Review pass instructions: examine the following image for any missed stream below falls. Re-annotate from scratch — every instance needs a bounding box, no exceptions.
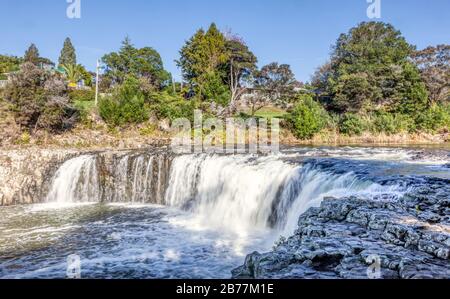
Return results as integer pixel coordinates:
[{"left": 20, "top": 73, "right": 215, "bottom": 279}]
[{"left": 0, "top": 146, "right": 449, "bottom": 278}]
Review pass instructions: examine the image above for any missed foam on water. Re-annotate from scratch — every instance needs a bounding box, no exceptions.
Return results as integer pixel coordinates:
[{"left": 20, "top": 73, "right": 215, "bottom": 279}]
[{"left": 1, "top": 146, "right": 447, "bottom": 278}]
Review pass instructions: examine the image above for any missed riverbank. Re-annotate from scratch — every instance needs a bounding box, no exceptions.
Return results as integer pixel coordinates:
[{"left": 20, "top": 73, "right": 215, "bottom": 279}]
[{"left": 1, "top": 125, "right": 449, "bottom": 151}]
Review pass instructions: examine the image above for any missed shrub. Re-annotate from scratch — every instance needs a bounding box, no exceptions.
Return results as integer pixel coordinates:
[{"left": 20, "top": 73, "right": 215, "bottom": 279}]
[
  {"left": 371, "top": 112, "right": 397, "bottom": 134},
  {"left": 148, "top": 91, "right": 197, "bottom": 122},
  {"left": 339, "top": 114, "right": 368, "bottom": 136},
  {"left": 414, "top": 104, "right": 450, "bottom": 133},
  {"left": 3, "top": 63, "right": 77, "bottom": 132},
  {"left": 285, "top": 96, "right": 329, "bottom": 140},
  {"left": 74, "top": 100, "right": 96, "bottom": 127},
  {"left": 99, "top": 94, "right": 148, "bottom": 127},
  {"left": 69, "top": 89, "right": 95, "bottom": 103},
  {"left": 99, "top": 76, "right": 150, "bottom": 127}
]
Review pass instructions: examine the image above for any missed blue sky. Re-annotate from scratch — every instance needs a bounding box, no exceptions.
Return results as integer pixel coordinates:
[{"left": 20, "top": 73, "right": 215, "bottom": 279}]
[{"left": 1, "top": 0, "right": 449, "bottom": 82}]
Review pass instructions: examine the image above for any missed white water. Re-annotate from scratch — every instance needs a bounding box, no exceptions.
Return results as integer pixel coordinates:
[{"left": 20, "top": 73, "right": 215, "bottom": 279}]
[
  {"left": 46, "top": 155, "right": 100, "bottom": 204},
  {"left": 3, "top": 147, "right": 447, "bottom": 278},
  {"left": 45, "top": 152, "right": 406, "bottom": 236},
  {"left": 165, "top": 155, "right": 297, "bottom": 234},
  {"left": 164, "top": 154, "right": 402, "bottom": 237}
]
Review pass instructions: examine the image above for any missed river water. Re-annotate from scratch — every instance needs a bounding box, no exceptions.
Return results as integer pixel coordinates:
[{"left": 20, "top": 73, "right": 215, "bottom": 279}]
[{"left": 0, "top": 146, "right": 449, "bottom": 278}]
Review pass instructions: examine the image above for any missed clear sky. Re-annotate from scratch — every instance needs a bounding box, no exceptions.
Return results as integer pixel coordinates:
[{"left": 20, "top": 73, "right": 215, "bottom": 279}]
[{"left": 1, "top": 0, "right": 449, "bottom": 82}]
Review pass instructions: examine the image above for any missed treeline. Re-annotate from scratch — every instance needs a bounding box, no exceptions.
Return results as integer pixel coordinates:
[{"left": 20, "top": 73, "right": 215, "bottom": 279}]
[
  {"left": 292, "top": 22, "right": 450, "bottom": 139},
  {"left": 0, "top": 21, "right": 449, "bottom": 141}
]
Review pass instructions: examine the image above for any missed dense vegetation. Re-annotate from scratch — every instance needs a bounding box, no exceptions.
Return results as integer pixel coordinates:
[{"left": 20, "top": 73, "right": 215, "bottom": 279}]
[{"left": 0, "top": 21, "right": 448, "bottom": 142}]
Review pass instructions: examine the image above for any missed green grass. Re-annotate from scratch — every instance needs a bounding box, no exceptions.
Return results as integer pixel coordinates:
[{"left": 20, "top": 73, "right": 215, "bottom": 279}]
[{"left": 254, "top": 107, "right": 288, "bottom": 119}]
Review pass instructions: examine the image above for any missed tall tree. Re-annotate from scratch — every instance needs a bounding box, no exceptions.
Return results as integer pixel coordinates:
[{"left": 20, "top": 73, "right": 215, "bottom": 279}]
[
  {"left": 412, "top": 45, "right": 450, "bottom": 105},
  {"left": 177, "top": 23, "right": 229, "bottom": 102},
  {"left": 24, "top": 44, "right": 40, "bottom": 65},
  {"left": 102, "top": 37, "right": 169, "bottom": 89},
  {"left": 59, "top": 37, "right": 77, "bottom": 66},
  {"left": 314, "top": 22, "right": 428, "bottom": 114},
  {"left": 224, "top": 35, "right": 258, "bottom": 111}
]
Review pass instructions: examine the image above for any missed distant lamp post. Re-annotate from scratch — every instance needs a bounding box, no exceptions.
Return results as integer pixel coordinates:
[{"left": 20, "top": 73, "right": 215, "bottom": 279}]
[{"left": 95, "top": 59, "right": 100, "bottom": 107}]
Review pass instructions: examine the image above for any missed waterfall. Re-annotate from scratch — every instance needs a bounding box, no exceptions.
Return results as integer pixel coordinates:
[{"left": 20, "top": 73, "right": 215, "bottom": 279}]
[
  {"left": 165, "top": 155, "right": 298, "bottom": 232},
  {"left": 46, "top": 155, "right": 100, "bottom": 203},
  {"left": 45, "top": 152, "right": 401, "bottom": 236},
  {"left": 165, "top": 154, "right": 401, "bottom": 235}
]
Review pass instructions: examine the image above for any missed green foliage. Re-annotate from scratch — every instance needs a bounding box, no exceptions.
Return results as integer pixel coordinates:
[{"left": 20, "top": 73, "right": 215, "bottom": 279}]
[
  {"left": 339, "top": 114, "right": 368, "bottom": 136},
  {"left": 61, "top": 64, "right": 84, "bottom": 84},
  {"left": 285, "top": 95, "right": 329, "bottom": 139},
  {"left": 177, "top": 23, "right": 231, "bottom": 103},
  {"left": 0, "top": 55, "right": 22, "bottom": 78},
  {"left": 178, "top": 23, "right": 228, "bottom": 83},
  {"left": 414, "top": 104, "right": 450, "bottom": 133},
  {"left": 371, "top": 112, "right": 413, "bottom": 135},
  {"left": 69, "top": 89, "right": 95, "bottom": 103},
  {"left": 16, "top": 132, "right": 31, "bottom": 145},
  {"left": 99, "top": 76, "right": 149, "bottom": 127},
  {"left": 315, "top": 22, "right": 428, "bottom": 114},
  {"left": 331, "top": 73, "right": 373, "bottom": 113},
  {"left": 99, "top": 95, "right": 148, "bottom": 127},
  {"left": 3, "top": 63, "right": 77, "bottom": 132},
  {"left": 149, "top": 91, "right": 197, "bottom": 122},
  {"left": 59, "top": 38, "right": 77, "bottom": 66},
  {"left": 102, "top": 37, "right": 170, "bottom": 89},
  {"left": 24, "top": 44, "right": 40, "bottom": 65},
  {"left": 201, "top": 71, "right": 231, "bottom": 106}
]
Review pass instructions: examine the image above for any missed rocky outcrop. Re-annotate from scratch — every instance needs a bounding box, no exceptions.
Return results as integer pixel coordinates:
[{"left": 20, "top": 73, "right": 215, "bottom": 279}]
[
  {"left": 232, "top": 179, "right": 450, "bottom": 279},
  {"left": 0, "top": 149, "right": 81, "bottom": 205},
  {"left": 0, "top": 147, "right": 174, "bottom": 206}
]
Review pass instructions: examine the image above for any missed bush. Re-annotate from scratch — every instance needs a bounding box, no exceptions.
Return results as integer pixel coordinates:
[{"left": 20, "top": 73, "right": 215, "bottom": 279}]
[
  {"left": 74, "top": 100, "right": 96, "bottom": 127},
  {"left": 285, "top": 96, "right": 329, "bottom": 140},
  {"left": 3, "top": 62, "right": 77, "bottom": 132},
  {"left": 370, "top": 112, "right": 414, "bottom": 135},
  {"left": 99, "top": 95, "right": 148, "bottom": 127},
  {"left": 69, "top": 89, "right": 95, "bottom": 103},
  {"left": 99, "top": 76, "right": 150, "bottom": 127},
  {"left": 339, "top": 114, "right": 368, "bottom": 136},
  {"left": 148, "top": 91, "right": 197, "bottom": 122},
  {"left": 414, "top": 104, "right": 450, "bottom": 133}
]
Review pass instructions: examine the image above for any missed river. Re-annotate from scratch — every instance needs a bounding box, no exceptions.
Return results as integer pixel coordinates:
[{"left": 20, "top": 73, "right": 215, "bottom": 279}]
[{"left": 0, "top": 146, "right": 449, "bottom": 278}]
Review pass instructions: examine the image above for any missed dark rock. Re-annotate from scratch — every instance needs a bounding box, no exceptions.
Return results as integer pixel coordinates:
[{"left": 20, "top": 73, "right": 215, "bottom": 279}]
[{"left": 232, "top": 186, "right": 450, "bottom": 279}]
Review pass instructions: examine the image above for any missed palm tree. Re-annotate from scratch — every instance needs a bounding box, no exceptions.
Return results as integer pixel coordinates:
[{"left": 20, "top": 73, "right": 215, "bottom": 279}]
[{"left": 61, "top": 64, "right": 83, "bottom": 86}]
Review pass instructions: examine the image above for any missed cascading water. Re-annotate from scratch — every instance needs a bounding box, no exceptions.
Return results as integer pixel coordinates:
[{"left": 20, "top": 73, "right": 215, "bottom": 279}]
[
  {"left": 46, "top": 155, "right": 100, "bottom": 203},
  {"left": 165, "top": 155, "right": 299, "bottom": 233},
  {"left": 4, "top": 147, "right": 445, "bottom": 279},
  {"left": 44, "top": 152, "right": 402, "bottom": 235},
  {"left": 164, "top": 154, "right": 400, "bottom": 236}
]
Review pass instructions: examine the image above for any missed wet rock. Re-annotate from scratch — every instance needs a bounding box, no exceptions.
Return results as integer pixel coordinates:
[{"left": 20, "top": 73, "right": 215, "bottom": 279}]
[{"left": 233, "top": 188, "right": 450, "bottom": 279}]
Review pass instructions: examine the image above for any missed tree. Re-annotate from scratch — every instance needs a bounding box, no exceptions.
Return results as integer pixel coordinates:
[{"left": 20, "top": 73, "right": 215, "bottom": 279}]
[
  {"left": 61, "top": 64, "right": 83, "bottom": 84},
  {"left": 412, "top": 45, "right": 450, "bottom": 105},
  {"left": 24, "top": 44, "right": 40, "bottom": 65},
  {"left": 177, "top": 23, "right": 229, "bottom": 102},
  {"left": 315, "top": 22, "right": 428, "bottom": 114},
  {"left": 3, "top": 63, "right": 77, "bottom": 132},
  {"left": 102, "top": 37, "right": 170, "bottom": 89},
  {"left": 223, "top": 34, "right": 258, "bottom": 111},
  {"left": 0, "top": 55, "right": 22, "bottom": 80},
  {"left": 247, "top": 62, "right": 297, "bottom": 115},
  {"left": 59, "top": 37, "right": 77, "bottom": 66}
]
